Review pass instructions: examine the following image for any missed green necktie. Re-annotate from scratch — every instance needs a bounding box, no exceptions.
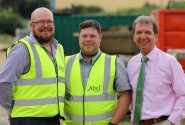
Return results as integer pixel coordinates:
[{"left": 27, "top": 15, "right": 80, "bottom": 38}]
[{"left": 134, "top": 56, "right": 148, "bottom": 125}]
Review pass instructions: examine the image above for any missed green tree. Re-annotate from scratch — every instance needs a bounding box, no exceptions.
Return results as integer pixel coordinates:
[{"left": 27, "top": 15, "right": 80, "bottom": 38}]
[
  {"left": 167, "top": 1, "right": 185, "bottom": 9},
  {"left": 0, "top": 0, "right": 50, "bottom": 18},
  {"left": 60, "top": 4, "right": 104, "bottom": 14},
  {"left": 0, "top": 11, "right": 25, "bottom": 35},
  {"left": 116, "top": 2, "right": 159, "bottom": 14}
]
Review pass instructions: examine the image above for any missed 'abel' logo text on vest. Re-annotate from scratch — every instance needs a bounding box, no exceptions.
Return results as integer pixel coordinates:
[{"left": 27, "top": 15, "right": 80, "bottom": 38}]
[
  {"left": 59, "top": 66, "right": 64, "bottom": 72},
  {"left": 87, "top": 85, "right": 100, "bottom": 92}
]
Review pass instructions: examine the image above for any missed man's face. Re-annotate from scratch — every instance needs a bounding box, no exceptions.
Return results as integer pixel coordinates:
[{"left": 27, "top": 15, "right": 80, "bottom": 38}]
[
  {"left": 79, "top": 27, "right": 102, "bottom": 56},
  {"left": 133, "top": 23, "right": 158, "bottom": 55},
  {"left": 30, "top": 11, "right": 54, "bottom": 44}
]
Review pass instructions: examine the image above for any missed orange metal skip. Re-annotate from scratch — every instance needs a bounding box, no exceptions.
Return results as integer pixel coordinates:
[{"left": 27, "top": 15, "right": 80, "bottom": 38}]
[{"left": 151, "top": 9, "right": 185, "bottom": 72}]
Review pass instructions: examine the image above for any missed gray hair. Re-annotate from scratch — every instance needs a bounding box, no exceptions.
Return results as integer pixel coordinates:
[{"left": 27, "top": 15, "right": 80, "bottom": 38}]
[{"left": 132, "top": 15, "right": 158, "bottom": 35}]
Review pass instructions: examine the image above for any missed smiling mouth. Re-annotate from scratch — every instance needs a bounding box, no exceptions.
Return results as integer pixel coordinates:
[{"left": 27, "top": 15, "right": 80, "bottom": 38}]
[
  {"left": 42, "top": 30, "right": 50, "bottom": 32},
  {"left": 139, "top": 40, "right": 148, "bottom": 44},
  {"left": 85, "top": 44, "right": 92, "bottom": 47}
]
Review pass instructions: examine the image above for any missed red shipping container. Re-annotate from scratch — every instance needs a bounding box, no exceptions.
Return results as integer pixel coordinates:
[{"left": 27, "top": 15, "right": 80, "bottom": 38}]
[{"left": 151, "top": 9, "right": 185, "bottom": 72}]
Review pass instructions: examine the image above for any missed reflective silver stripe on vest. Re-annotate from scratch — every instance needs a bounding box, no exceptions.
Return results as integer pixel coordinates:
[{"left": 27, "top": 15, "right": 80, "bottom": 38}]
[
  {"left": 66, "top": 54, "right": 112, "bottom": 94},
  {"left": 65, "top": 53, "right": 116, "bottom": 121},
  {"left": 66, "top": 94, "right": 116, "bottom": 102},
  {"left": 14, "top": 96, "right": 64, "bottom": 106},
  {"left": 17, "top": 37, "right": 65, "bottom": 86},
  {"left": 65, "top": 54, "right": 116, "bottom": 101},
  {"left": 23, "top": 37, "right": 42, "bottom": 78},
  {"left": 104, "top": 55, "right": 111, "bottom": 93},
  {"left": 58, "top": 76, "right": 65, "bottom": 83},
  {"left": 66, "top": 54, "right": 77, "bottom": 92},
  {"left": 65, "top": 110, "right": 114, "bottom": 122},
  {"left": 66, "top": 54, "right": 112, "bottom": 93},
  {"left": 16, "top": 77, "right": 65, "bottom": 86}
]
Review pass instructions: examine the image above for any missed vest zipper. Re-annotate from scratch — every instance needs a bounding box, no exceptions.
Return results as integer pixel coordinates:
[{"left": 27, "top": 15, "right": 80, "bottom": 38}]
[
  {"left": 55, "top": 62, "right": 60, "bottom": 115},
  {"left": 44, "top": 47, "right": 60, "bottom": 116},
  {"left": 83, "top": 93, "right": 85, "bottom": 125}
]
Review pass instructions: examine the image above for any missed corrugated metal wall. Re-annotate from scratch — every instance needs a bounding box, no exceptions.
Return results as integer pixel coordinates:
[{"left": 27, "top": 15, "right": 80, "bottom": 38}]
[{"left": 54, "top": 14, "right": 139, "bottom": 55}]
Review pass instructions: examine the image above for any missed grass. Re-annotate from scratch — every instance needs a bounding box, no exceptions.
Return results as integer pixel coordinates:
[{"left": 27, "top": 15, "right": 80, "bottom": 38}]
[{"left": 119, "top": 121, "right": 130, "bottom": 125}]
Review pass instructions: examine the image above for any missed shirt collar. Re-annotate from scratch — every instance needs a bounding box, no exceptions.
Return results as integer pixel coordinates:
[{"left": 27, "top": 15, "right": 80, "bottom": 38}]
[
  {"left": 139, "top": 46, "right": 158, "bottom": 62},
  {"left": 79, "top": 49, "right": 101, "bottom": 64},
  {"left": 147, "top": 46, "right": 158, "bottom": 62}
]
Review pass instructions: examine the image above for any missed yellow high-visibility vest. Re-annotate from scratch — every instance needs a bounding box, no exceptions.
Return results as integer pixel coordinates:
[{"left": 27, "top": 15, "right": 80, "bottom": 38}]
[
  {"left": 64, "top": 53, "right": 117, "bottom": 125},
  {"left": 7, "top": 36, "right": 65, "bottom": 118}
]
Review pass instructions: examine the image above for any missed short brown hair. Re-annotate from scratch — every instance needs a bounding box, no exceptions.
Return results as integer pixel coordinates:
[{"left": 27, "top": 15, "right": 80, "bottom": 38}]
[{"left": 79, "top": 19, "right": 101, "bottom": 34}]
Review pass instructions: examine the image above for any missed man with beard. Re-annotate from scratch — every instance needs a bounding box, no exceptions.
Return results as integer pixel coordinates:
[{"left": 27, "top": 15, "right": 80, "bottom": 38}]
[{"left": 0, "top": 7, "right": 65, "bottom": 125}]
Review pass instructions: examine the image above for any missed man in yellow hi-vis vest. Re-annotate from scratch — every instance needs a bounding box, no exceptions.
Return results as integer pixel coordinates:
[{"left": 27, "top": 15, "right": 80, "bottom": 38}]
[
  {"left": 64, "top": 19, "right": 132, "bottom": 125},
  {"left": 0, "top": 7, "right": 65, "bottom": 125}
]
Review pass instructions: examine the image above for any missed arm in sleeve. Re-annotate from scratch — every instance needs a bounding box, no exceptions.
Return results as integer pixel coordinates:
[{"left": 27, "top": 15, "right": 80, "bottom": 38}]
[
  {"left": 111, "top": 57, "right": 132, "bottom": 124},
  {"left": 114, "top": 57, "right": 132, "bottom": 92},
  {"left": 0, "top": 43, "right": 30, "bottom": 114},
  {"left": 111, "top": 90, "right": 132, "bottom": 124},
  {"left": 168, "top": 58, "right": 185, "bottom": 125}
]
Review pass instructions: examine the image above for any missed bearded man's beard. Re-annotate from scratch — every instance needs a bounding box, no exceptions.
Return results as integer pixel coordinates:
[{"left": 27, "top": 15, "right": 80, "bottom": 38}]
[{"left": 34, "top": 34, "right": 53, "bottom": 44}]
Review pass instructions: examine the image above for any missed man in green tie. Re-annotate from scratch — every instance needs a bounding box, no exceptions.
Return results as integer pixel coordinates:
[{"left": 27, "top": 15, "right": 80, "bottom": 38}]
[{"left": 127, "top": 15, "right": 185, "bottom": 125}]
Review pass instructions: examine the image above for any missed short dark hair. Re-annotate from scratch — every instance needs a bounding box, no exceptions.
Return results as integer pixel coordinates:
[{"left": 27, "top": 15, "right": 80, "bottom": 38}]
[
  {"left": 79, "top": 19, "right": 101, "bottom": 34},
  {"left": 132, "top": 15, "right": 158, "bottom": 35}
]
